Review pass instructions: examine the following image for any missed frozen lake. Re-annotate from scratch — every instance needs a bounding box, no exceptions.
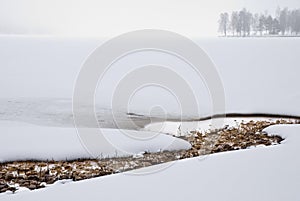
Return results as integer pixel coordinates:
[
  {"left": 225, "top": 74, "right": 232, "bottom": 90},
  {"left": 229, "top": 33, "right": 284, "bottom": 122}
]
[{"left": 0, "top": 36, "right": 300, "bottom": 128}]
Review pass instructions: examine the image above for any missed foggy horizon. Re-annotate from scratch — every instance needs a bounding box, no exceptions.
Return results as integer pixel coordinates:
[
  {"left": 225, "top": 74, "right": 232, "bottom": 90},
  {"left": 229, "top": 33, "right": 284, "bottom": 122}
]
[{"left": 0, "top": 0, "right": 300, "bottom": 38}]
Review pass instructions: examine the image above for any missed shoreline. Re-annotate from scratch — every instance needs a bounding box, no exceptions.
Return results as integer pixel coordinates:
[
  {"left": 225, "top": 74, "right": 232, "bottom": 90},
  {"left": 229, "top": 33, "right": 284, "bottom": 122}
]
[{"left": 0, "top": 118, "right": 297, "bottom": 193}]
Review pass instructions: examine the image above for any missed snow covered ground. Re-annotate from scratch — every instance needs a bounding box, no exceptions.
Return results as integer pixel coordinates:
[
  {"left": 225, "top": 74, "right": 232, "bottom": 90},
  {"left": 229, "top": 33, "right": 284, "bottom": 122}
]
[
  {"left": 1, "top": 36, "right": 300, "bottom": 200},
  {"left": 0, "top": 120, "right": 190, "bottom": 162},
  {"left": 1, "top": 124, "right": 299, "bottom": 201},
  {"left": 142, "top": 117, "right": 291, "bottom": 136}
]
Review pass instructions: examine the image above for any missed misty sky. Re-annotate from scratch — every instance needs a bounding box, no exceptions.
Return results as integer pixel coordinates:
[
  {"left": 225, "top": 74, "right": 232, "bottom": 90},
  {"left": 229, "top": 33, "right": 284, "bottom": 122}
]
[{"left": 0, "top": 0, "right": 299, "bottom": 37}]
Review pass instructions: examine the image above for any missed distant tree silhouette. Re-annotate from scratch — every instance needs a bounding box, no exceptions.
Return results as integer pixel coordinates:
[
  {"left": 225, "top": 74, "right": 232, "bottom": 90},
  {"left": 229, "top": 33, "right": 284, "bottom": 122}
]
[
  {"left": 219, "top": 12, "right": 229, "bottom": 36},
  {"left": 218, "top": 7, "right": 300, "bottom": 37},
  {"left": 258, "top": 14, "right": 266, "bottom": 35},
  {"left": 230, "top": 12, "right": 239, "bottom": 36},
  {"left": 279, "top": 8, "right": 288, "bottom": 35}
]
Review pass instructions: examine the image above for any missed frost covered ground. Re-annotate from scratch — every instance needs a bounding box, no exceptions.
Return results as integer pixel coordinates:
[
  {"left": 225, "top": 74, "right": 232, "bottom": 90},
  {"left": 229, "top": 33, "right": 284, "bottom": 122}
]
[{"left": 0, "top": 36, "right": 300, "bottom": 200}]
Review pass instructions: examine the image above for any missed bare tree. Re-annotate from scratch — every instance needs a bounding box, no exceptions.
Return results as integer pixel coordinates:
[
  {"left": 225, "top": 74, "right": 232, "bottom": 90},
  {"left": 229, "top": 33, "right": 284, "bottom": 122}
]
[
  {"left": 272, "top": 18, "right": 280, "bottom": 34},
  {"left": 245, "top": 11, "right": 252, "bottom": 36},
  {"left": 219, "top": 13, "right": 229, "bottom": 36},
  {"left": 290, "top": 9, "right": 300, "bottom": 35},
  {"left": 258, "top": 14, "right": 266, "bottom": 35},
  {"left": 265, "top": 15, "right": 273, "bottom": 34},
  {"left": 238, "top": 8, "right": 252, "bottom": 37},
  {"left": 279, "top": 8, "right": 289, "bottom": 35},
  {"left": 252, "top": 13, "right": 260, "bottom": 35},
  {"left": 230, "top": 11, "right": 239, "bottom": 36}
]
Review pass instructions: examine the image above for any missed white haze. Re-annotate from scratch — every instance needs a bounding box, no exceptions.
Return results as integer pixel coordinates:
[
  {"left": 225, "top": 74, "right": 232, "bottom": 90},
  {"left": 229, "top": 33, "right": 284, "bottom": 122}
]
[{"left": 0, "top": 0, "right": 299, "bottom": 37}]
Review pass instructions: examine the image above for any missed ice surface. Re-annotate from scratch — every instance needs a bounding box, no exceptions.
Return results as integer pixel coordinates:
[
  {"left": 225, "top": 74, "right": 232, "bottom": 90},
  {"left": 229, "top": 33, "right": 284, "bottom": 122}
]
[{"left": 1, "top": 37, "right": 300, "bottom": 118}]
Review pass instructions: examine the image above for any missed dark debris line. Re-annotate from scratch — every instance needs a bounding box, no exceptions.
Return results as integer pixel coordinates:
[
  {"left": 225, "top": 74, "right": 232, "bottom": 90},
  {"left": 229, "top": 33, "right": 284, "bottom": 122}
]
[{"left": 0, "top": 119, "right": 295, "bottom": 193}]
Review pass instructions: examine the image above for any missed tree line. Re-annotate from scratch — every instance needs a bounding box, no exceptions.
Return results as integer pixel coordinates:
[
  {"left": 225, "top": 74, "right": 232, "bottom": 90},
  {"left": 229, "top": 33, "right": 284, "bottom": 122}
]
[{"left": 219, "top": 7, "right": 300, "bottom": 37}]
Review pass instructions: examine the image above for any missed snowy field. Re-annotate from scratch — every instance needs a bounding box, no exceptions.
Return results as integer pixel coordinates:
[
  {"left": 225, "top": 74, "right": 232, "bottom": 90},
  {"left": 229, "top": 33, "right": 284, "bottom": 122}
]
[
  {"left": 0, "top": 36, "right": 300, "bottom": 200},
  {"left": 0, "top": 120, "right": 190, "bottom": 162}
]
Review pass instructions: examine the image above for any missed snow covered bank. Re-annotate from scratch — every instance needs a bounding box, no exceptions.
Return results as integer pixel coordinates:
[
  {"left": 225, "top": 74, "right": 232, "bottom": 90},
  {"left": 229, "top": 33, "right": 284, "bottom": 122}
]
[
  {"left": 142, "top": 117, "right": 294, "bottom": 136},
  {"left": 2, "top": 124, "right": 299, "bottom": 201},
  {"left": 0, "top": 121, "right": 191, "bottom": 162}
]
